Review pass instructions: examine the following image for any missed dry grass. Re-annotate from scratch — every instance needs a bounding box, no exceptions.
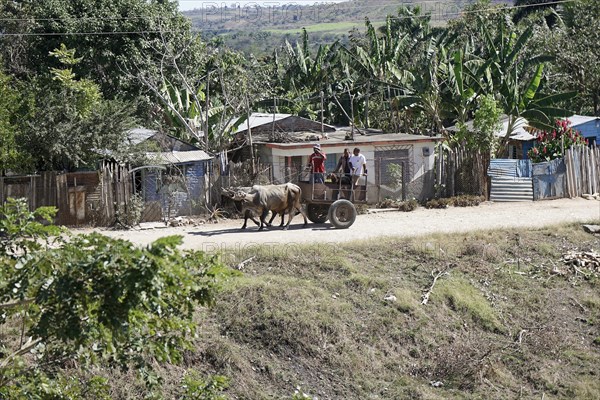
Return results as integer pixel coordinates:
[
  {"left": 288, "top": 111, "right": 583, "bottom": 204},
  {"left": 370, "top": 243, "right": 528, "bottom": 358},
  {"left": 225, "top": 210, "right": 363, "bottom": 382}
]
[{"left": 23, "top": 223, "right": 600, "bottom": 399}]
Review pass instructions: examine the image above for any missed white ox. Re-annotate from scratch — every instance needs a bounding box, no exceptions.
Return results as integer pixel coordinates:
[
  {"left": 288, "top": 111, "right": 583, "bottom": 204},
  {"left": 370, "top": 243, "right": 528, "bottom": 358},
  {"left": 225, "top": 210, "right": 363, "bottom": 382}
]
[{"left": 226, "top": 183, "right": 308, "bottom": 231}]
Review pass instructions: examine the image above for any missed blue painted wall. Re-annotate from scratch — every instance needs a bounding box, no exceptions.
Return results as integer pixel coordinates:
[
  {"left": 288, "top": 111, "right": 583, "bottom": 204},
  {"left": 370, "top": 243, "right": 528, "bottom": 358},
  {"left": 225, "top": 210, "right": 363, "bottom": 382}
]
[
  {"left": 572, "top": 120, "right": 600, "bottom": 146},
  {"left": 522, "top": 141, "right": 534, "bottom": 159},
  {"left": 142, "top": 161, "right": 206, "bottom": 216}
]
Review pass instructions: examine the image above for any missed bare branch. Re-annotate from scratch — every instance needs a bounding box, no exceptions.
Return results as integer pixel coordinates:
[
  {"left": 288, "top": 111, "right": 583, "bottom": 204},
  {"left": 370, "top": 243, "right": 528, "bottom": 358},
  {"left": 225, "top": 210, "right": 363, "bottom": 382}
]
[
  {"left": 234, "top": 256, "right": 255, "bottom": 271},
  {"left": 421, "top": 267, "right": 450, "bottom": 305},
  {"left": 0, "top": 338, "right": 42, "bottom": 369},
  {"left": 0, "top": 298, "right": 33, "bottom": 310}
]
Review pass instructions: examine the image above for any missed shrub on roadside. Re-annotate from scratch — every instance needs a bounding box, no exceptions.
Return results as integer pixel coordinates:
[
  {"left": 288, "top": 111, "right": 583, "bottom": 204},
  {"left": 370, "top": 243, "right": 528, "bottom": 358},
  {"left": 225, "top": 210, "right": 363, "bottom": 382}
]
[
  {"left": 0, "top": 198, "right": 235, "bottom": 399},
  {"left": 424, "top": 198, "right": 451, "bottom": 209},
  {"left": 451, "top": 195, "right": 485, "bottom": 207},
  {"left": 378, "top": 198, "right": 400, "bottom": 208},
  {"left": 399, "top": 198, "right": 419, "bottom": 212}
]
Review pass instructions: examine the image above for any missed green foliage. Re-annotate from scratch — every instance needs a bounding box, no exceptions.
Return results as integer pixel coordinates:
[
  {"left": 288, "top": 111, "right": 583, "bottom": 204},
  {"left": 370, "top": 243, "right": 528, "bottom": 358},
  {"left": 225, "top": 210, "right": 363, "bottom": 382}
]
[
  {"left": 0, "top": 198, "right": 62, "bottom": 257},
  {"left": 0, "top": 70, "right": 31, "bottom": 172},
  {"left": 528, "top": 119, "right": 587, "bottom": 162},
  {"left": 180, "top": 372, "right": 229, "bottom": 400},
  {"left": 0, "top": 0, "right": 192, "bottom": 100},
  {"left": 547, "top": 0, "right": 600, "bottom": 115},
  {"left": 49, "top": 44, "right": 101, "bottom": 118},
  {"left": 434, "top": 277, "right": 503, "bottom": 332},
  {"left": 452, "top": 94, "right": 502, "bottom": 152},
  {"left": 386, "top": 162, "right": 404, "bottom": 190},
  {"left": 0, "top": 199, "right": 236, "bottom": 397},
  {"left": 114, "top": 193, "right": 145, "bottom": 228},
  {"left": 472, "top": 94, "right": 502, "bottom": 153},
  {"left": 0, "top": 370, "right": 111, "bottom": 400},
  {"left": 19, "top": 81, "right": 135, "bottom": 171}
]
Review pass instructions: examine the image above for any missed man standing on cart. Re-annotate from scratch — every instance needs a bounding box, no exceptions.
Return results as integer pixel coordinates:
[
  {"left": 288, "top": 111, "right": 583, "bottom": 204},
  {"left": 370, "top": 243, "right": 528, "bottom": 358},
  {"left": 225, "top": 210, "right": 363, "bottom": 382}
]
[
  {"left": 308, "top": 144, "right": 327, "bottom": 183},
  {"left": 349, "top": 147, "right": 367, "bottom": 185}
]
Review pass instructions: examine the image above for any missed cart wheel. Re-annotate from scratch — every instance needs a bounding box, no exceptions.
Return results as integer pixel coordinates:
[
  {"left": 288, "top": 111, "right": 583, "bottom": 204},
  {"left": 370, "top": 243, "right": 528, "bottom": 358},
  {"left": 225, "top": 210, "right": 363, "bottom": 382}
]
[
  {"left": 307, "top": 203, "right": 329, "bottom": 223},
  {"left": 328, "top": 199, "right": 356, "bottom": 229}
]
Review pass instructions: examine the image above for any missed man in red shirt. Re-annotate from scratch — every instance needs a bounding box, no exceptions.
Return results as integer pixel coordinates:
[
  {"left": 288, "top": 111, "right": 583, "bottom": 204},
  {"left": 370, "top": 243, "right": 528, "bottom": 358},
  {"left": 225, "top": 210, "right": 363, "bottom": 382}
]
[{"left": 308, "top": 143, "right": 326, "bottom": 183}]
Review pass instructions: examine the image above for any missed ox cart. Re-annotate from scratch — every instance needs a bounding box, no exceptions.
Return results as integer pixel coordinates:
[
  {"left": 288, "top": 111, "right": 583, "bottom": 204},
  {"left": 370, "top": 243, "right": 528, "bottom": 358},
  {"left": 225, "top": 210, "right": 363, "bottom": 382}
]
[{"left": 298, "top": 170, "right": 367, "bottom": 229}]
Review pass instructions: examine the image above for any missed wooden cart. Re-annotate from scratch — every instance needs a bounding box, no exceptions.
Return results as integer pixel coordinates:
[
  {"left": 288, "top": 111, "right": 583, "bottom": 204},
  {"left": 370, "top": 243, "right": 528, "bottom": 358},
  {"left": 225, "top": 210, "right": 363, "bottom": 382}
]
[{"left": 297, "top": 171, "right": 367, "bottom": 229}]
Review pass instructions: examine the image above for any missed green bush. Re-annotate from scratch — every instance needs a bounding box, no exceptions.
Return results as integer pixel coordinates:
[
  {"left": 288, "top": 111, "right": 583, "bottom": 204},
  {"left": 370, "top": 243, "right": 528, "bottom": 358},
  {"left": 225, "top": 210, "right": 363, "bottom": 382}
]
[
  {"left": 450, "top": 195, "right": 485, "bottom": 207},
  {"left": 424, "top": 198, "right": 451, "bottom": 209},
  {"left": 399, "top": 198, "right": 419, "bottom": 212},
  {"left": 0, "top": 198, "right": 235, "bottom": 398}
]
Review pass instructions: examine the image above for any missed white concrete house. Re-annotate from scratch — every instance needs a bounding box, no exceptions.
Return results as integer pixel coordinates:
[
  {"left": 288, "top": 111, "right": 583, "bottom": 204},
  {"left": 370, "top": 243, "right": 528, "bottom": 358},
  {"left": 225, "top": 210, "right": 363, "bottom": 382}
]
[{"left": 231, "top": 114, "right": 441, "bottom": 202}]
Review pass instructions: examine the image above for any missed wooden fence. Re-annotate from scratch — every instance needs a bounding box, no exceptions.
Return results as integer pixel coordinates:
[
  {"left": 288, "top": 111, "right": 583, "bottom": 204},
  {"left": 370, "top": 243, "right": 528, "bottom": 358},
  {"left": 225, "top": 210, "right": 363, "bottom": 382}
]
[
  {"left": 0, "top": 161, "right": 131, "bottom": 226},
  {"left": 440, "top": 147, "right": 489, "bottom": 198},
  {"left": 565, "top": 146, "right": 600, "bottom": 198}
]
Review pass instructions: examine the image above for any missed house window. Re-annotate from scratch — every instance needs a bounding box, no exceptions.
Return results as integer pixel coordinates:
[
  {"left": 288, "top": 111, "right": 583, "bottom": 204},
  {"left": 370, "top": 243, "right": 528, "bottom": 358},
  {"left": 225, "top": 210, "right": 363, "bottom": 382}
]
[
  {"left": 375, "top": 148, "right": 411, "bottom": 186},
  {"left": 161, "top": 164, "right": 188, "bottom": 192},
  {"left": 325, "top": 153, "right": 337, "bottom": 172},
  {"left": 511, "top": 145, "right": 518, "bottom": 159}
]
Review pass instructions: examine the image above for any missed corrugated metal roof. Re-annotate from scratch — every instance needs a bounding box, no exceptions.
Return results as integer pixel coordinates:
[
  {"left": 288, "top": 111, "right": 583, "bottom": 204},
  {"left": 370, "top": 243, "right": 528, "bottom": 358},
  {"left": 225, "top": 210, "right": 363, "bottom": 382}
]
[
  {"left": 148, "top": 150, "right": 213, "bottom": 165},
  {"left": 233, "top": 113, "right": 336, "bottom": 134},
  {"left": 127, "top": 128, "right": 157, "bottom": 145},
  {"left": 234, "top": 113, "right": 292, "bottom": 133},
  {"left": 446, "top": 115, "right": 534, "bottom": 141},
  {"left": 566, "top": 115, "right": 600, "bottom": 127}
]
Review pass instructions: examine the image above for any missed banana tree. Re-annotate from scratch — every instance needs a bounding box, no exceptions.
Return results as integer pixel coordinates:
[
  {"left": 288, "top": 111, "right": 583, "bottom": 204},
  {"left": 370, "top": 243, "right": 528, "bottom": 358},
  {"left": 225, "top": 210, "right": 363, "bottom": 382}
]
[
  {"left": 349, "top": 17, "right": 415, "bottom": 128},
  {"left": 478, "top": 22, "right": 576, "bottom": 156}
]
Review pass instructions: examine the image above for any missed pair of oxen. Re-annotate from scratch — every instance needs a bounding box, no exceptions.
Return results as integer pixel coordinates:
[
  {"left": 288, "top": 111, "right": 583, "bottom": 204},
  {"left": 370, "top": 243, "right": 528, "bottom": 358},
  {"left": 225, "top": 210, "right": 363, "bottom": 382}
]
[{"left": 222, "top": 183, "right": 307, "bottom": 231}]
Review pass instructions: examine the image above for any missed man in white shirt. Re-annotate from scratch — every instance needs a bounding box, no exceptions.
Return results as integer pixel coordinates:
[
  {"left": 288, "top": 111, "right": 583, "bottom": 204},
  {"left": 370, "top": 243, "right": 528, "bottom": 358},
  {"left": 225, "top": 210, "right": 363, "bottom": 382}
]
[{"left": 348, "top": 147, "right": 367, "bottom": 186}]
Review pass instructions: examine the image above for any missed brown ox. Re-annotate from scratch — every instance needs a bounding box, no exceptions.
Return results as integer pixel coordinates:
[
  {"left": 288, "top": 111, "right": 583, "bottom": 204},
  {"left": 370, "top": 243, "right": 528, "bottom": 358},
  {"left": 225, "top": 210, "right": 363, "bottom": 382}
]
[{"left": 229, "top": 183, "right": 307, "bottom": 230}]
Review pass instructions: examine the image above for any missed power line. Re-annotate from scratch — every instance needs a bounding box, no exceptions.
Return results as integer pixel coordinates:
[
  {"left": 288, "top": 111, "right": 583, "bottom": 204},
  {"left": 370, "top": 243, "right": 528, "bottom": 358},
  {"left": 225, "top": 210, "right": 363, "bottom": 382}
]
[
  {"left": 0, "top": 0, "right": 576, "bottom": 36},
  {"left": 0, "top": 30, "right": 179, "bottom": 37}
]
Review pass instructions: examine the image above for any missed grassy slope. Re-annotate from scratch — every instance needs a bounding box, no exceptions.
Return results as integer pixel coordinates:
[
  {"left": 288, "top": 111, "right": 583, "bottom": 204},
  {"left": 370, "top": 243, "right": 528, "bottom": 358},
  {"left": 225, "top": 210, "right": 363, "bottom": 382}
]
[
  {"left": 159, "top": 222, "right": 600, "bottom": 399},
  {"left": 186, "top": 0, "right": 512, "bottom": 54}
]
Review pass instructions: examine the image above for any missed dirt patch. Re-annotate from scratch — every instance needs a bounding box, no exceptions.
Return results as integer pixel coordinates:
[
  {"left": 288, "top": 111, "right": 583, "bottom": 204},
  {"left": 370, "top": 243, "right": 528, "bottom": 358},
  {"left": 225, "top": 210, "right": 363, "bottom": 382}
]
[{"left": 74, "top": 198, "right": 600, "bottom": 251}]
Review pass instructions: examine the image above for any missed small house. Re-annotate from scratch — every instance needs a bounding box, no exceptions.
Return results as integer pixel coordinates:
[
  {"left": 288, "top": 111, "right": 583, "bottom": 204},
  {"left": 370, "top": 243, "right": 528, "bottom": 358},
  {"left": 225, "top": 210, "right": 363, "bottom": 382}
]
[
  {"left": 126, "top": 128, "right": 213, "bottom": 222},
  {"left": 231, "top": 115, "right": 441, "bottom": 202},
  {"left": 564, "top": 115, "right": 600, "bottom": 146},
  {"left": 446, "top": 115, "right": 535, "bottom": 159}
]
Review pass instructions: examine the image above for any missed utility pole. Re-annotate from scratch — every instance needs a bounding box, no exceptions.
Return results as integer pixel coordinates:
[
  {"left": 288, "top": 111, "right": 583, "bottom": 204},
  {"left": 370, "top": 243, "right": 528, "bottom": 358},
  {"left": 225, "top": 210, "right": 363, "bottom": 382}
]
[
  {"left": 320, "top": 91, "right": 327, "bottom": 139},
  {"left": 271, "top": 96, "right": 276, "bottom": 142},
  {"left": 348, "top": 87, "right": 354, "bottom": 140},
  {"left": 205, "top": 72, "right": 210, "bottom": 149},
  {"left": 365, "top": 80, "right": 370, "bottom": 129},
  {"left": 245, "top": 95, "right": 255, "bottom": 175},
  {"left": 320, "top": 91, "right": 324, "bottom": 135}
]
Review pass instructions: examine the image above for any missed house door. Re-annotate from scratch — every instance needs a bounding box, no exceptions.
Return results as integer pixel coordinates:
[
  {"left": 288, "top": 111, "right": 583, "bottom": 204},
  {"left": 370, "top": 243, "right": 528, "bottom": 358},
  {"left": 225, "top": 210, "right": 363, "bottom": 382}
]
[
  {"left": 68, "top": 187, "right": 86, "bottom": 224},
  {"left": 375, "top": 147, "right": 411, "bottom": 202}
]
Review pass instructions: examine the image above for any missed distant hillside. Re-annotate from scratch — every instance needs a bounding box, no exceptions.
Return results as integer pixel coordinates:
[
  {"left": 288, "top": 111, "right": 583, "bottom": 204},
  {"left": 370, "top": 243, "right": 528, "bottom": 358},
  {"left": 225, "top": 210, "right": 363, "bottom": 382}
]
[{"left": 184, "top": 0, "right": 511, "bottom": 54}]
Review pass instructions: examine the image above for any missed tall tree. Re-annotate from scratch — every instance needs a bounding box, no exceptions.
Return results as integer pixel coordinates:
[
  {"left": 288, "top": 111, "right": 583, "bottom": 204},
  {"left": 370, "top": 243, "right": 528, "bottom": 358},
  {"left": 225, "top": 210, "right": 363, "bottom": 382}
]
[
  {"left": 0, "top": 70, "right": 30, "bottom": 173},
  {"left": 547, "top": 0, "right": 600, "bottom": 115},
  {"left": 513, "top": 0, "right": 561, "bottom": 26},
  {"left": 0, "top": 0, "right": 192, "bottom": 100},
  {"left": 17, "top": 46, "right": 136, "bottom": 171}
]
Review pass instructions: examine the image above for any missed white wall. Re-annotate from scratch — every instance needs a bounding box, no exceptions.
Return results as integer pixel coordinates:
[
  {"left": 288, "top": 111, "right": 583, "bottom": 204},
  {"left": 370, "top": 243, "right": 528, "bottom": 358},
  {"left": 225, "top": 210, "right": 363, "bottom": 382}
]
[{"left": 266, "top": 141, "right": 437, "bottom": 201}]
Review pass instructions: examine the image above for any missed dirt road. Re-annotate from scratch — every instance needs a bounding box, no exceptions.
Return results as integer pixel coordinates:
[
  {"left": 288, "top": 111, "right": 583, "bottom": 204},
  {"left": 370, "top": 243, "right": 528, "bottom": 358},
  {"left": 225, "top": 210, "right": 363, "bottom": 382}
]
[{"left": 76, "top": 198, "right": 600, "bottom": 252}]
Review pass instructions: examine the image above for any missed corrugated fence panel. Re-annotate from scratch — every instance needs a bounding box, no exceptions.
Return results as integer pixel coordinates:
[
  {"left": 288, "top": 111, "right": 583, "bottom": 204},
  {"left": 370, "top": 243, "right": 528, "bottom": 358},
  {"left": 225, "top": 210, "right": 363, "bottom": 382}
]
[
  {"left": 488, "top": 159, "right": 519, "bottom": 178},
  {"left": 532, "top": 158, "right": 567, "bottom": 200},
  {"left": 488, "top": 159, "right": 533, "bottom": 178}
]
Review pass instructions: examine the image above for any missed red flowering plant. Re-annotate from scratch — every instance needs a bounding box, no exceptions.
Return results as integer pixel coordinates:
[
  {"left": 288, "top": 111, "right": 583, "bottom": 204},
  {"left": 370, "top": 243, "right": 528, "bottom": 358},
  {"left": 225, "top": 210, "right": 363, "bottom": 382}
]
[{"left": 527, "top": 119, "right": 588, "bottom": 163}]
